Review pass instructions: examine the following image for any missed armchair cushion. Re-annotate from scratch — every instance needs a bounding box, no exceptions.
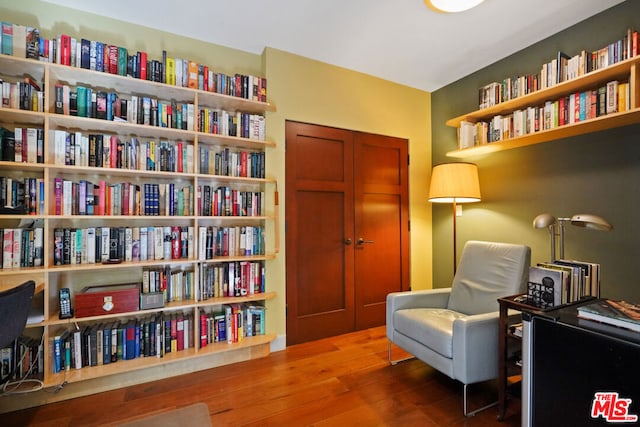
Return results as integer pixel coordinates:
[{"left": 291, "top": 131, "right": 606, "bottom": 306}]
[
  {"left": 447, "top": 241, "right": 531, "bottom": 315},
  {"left": 394, "top": 308, "right": 466, "bottom": 358}
]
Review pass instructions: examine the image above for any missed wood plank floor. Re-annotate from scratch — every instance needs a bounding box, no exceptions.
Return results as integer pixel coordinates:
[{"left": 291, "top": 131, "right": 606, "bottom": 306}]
[{"left": 3, "top": 326, "right": 521, "bottom": 426}]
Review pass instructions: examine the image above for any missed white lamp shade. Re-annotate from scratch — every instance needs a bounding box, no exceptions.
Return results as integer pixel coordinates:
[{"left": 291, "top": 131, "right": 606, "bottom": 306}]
[
  {"left": 429, "top": 162, "right": 481, "bottom": 203},
  {"left": 425, "top": 0, "right": 485, "bottom": 13}
]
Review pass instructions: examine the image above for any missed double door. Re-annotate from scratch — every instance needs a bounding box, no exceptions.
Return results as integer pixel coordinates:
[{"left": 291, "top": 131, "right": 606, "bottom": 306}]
[{"left": 285, "top": 121, "right": 409, "bottom": 345}]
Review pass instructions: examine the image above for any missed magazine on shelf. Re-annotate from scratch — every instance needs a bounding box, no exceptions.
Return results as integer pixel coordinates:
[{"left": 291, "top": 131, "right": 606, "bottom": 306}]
[{"left": 577, "top": 299, "right": 640, "bottom": 332}]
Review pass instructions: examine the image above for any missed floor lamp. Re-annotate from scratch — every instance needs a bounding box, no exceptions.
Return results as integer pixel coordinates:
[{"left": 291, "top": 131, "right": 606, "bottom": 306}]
[
  {"left": 533, "top": 213, "right": 613, "bottom": 261},
  {"left": 429, "top": 163, "right": 481, "bottom": 275}
]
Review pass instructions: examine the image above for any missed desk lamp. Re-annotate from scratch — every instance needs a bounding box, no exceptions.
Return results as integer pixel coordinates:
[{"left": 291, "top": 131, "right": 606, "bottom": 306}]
[{"left": 533, "top": 213, "right": 612, "bottom": 261}]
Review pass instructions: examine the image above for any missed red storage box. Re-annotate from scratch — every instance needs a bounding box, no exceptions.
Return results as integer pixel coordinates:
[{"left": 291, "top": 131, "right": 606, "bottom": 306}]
[{"left": 74, "top": 283, "right": 140, "bottom": 318}]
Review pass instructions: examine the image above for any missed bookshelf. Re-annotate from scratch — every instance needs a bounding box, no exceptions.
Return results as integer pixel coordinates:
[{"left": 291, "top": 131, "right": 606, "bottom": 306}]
[
  {"left": 446, "top": 54, "right": 640, "bottom": 158},
  {"left": 0, "top": 46, "right": 277, "bottom": 398}
]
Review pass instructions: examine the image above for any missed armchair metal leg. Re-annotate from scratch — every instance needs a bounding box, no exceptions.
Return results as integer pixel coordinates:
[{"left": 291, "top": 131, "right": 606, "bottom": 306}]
[
  {"left": 387, "top": 340, "right": 415, "bottom": 365},
  {"left": 463, "top": 383, "right": 499, "bottom": 417}
]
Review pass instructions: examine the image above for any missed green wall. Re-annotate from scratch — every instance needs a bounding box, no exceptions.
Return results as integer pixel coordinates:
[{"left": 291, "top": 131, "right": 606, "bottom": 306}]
[{"left": 431, "top": 0, "right": 640, "bottom": 300}]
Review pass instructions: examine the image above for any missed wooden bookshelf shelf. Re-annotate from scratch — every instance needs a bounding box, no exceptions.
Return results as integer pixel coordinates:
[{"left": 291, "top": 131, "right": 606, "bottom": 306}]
[
  {"left": 447, "top": 108, "right": 640, "bottom": 158},
  {"left": 197, "top": 131, "right": 276, "bottom": 149},
  {"left": 0, "top": 108, "right": 45, "bottom": 126}
]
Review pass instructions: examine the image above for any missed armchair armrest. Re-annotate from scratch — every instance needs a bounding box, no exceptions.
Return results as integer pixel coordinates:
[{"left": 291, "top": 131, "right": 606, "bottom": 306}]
[
  {"left": 451, "top": 311, "right": 501, "bottom": 384},
  {"left": 386, "top": 288, "right": 451, "bottom": 339},
  {"left": 387, "top": 288, "right": 451, "bottom": 312}
]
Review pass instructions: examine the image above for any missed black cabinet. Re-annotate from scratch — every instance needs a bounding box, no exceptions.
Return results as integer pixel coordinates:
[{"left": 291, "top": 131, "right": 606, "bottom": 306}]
[{"left": 522, "top": 302, "right": 640, "bottom": 426}]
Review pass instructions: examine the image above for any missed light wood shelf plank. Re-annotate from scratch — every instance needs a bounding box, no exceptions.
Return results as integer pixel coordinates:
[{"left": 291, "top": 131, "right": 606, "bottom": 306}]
[{"left": 447, "top": 108, "right": 640, "bottom": 158}]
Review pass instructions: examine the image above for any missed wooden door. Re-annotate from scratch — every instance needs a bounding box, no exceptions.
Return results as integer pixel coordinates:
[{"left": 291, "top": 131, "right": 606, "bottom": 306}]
[
  {"left": 285, "top": 121, "right": 409, "bottom": 345},
  {"left": 353, "top": 132, "right": 409, "bottom": 329}
]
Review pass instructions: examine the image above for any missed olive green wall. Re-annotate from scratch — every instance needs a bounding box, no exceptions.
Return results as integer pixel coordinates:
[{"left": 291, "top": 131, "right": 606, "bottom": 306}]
[
  {"left": 0, "top": 0, "right": 432, "bottom": 349},
  {"left": 431, "top": 0, "right": 640, "bottom": 300}
]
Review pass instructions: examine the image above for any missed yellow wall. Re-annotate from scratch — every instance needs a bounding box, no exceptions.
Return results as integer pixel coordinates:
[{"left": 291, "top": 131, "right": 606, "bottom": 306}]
[
  {"left": 263, "top": 48, "right": 432, "bottom": 342},
  {"left": 0, "top": 0, "right": 432, "bottom": 347}
]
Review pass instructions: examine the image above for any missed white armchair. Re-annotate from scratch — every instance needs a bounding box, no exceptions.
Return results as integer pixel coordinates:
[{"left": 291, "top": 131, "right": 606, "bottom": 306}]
[{"left": 386, "top": 240, "right": 530, "bottom": 416}]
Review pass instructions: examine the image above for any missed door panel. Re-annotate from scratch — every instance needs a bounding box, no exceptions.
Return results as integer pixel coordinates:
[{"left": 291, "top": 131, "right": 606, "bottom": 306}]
[
  {"left": 296, "top": 190, "right": 347, "bottom": 317},
  {"left": 354, "top": 132, "right": 409, "bottom": 329},
  {"left": 294, "top": 135, "right": 345, "bottom": 182},
  {"left": 285, "top": 122, "right": 354, "bottom": 345}
]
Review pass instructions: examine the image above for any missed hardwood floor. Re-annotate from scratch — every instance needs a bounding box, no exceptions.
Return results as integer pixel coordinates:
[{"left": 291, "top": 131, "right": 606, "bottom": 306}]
[{"left": 3, "top": 326, "right": 521, "bottom": 426}]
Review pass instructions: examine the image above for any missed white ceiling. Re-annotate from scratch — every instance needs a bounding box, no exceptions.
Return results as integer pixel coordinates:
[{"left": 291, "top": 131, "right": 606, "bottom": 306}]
[{"left": 43, "top": 0, "right": 625, "bottom": 92}]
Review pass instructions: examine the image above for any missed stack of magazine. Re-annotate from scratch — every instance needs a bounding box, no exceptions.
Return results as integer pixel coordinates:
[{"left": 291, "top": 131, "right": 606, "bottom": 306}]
[{"left": 577, "top": 299, "right": 640, "bottom": 332}]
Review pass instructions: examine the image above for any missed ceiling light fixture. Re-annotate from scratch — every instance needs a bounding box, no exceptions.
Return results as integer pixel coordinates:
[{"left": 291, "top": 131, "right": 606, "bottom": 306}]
[{"left": 425, "top": 0, "right": 486, "bottom": 13}]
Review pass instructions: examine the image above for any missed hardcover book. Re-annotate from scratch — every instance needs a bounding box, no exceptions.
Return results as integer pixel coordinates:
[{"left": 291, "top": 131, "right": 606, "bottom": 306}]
[
  {"left": 528, "top": 265, "right": 567, "bottom": 308},
  {"left": 1, "top": 22, "right": 13, "bottom": 55}
]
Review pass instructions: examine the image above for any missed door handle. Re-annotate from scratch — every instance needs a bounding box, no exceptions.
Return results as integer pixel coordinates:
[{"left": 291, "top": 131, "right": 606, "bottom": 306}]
[
  {"left": 357, "top": 237, "right": 374, "bottom": 245},
  {"left": 344, "top": 238, "right": 353, "bottom": 245}
]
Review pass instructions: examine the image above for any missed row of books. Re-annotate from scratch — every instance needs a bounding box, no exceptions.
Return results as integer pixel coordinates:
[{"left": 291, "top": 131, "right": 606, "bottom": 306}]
[
  {"left": 199, "top": 185, "right": 264, "bottom": 217},
  {"left": 2, "top": 226, "right": 44, "bottom": 269},
  {"left": 51, "top": 130, "right": 194, "bottom": 173},
  {"left": 478, "top": 27, "right": 639, "bottom": 109},
  {"left": 0, "top": 78, "right": 44, "bottom": 112},
  {"left": 51, "top": 301, "right": 267, "bottom": 373},
  {"left": 52, "top": 313, "right": 195, "bottom": 373},
  {"left": 198, "top": 226, "right": 266, "bottom": 259},
  {"left": 527, "top": 259, "right": 600, "bottom": 309},
  {"left": 40, "top": 177, "right": 262, "bottom": 218},
  {"left": 1, "top": 176, "right": 44, "bottom": 215},
  {"left": 52, "top": 226, "right": 194, "bottom": 266},
  {"left": 53, "top": 178, "right": 194, "bottom": 217},
  {"left": 199, "top": 147, "right": 265, "bottom": 179},
  {"left": 197, "top": 108, "right": 266, "bottom": 140},
  {"left": 1, "top": 127, "right": 44, "bottom": 164},
  {"left": 0, "top": 21, "right": 267, "bottom": 102},
  {"left": 4, "top": 222, "right": 265, "bottom": 269},
  {"left": 142, "top": 267, "right": 195, "bottom": 304},
  {"left": 6, "top": 127, "right": 266, "bottom": 177},
  {"left": 0, "top": 335, "right": 43, "bottom": 382},
  {"left": 54, "top": 84, "right": 195, "bottom": 131},
  {"left": 577, "top": 299, "right": 640, "bottom": 332},
  {"left": 199, "top": 303, "right": 266, "bottom": 347},
  {"left": 199, "top": 260, "right": 266, "bottom": 299},
  {"left": 460, "top": 80, "right": 627, "bottom": 148}
]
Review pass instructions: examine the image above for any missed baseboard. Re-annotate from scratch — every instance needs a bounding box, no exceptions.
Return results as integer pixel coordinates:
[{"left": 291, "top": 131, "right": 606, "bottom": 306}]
[{"left": 270, "top": 333, "right": 286, "bottom": 352}]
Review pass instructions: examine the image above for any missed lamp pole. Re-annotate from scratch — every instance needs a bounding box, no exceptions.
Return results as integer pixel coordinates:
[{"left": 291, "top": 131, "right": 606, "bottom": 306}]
[{"left": 452, "top": 200, "right": 458, "bottom": 275}]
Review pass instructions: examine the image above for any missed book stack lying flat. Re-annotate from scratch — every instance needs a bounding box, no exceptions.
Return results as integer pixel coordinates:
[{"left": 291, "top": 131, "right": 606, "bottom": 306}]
[{"left": 577, "top": 299, "right": 640, "bottom": 332}]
